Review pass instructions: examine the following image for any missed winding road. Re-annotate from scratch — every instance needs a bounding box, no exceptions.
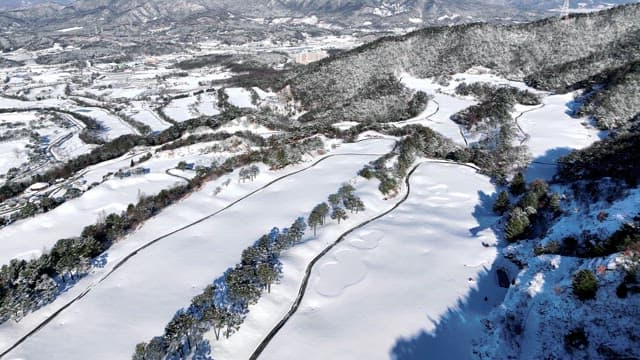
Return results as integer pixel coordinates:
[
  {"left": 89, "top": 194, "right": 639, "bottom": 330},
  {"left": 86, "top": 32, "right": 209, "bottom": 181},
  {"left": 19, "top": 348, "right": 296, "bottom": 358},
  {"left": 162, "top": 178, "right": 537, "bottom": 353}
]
[
  {"left": 0, "top": 148, "right": 390, "bottom": 359},
  {"left": 249, "top": 159, "right": 480, "bottom": 359}
]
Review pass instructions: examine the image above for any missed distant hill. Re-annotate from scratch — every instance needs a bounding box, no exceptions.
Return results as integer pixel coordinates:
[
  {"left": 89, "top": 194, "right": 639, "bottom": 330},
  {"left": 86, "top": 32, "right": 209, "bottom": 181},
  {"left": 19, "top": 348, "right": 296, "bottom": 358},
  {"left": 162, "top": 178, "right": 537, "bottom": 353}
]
[{"left": 0, "top": 0, "right": 72, "bottom": 11}]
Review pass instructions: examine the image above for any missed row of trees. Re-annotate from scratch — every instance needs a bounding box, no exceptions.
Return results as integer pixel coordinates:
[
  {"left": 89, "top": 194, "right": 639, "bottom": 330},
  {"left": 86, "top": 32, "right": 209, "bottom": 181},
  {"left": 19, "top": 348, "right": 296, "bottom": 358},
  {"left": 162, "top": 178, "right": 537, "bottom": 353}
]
[
  {"left": 359, "top": 125, "right": 458, "bottom": 195},
  {"left": 0, "top": 130, "right": 332, "bottom": 325},
  {"left": 238, "top": 165, "right": 260, "bottom": 183},
  {"left": 133, "top": 182, "right": 366, "bottom": 359},
  {"left": 0, "top": 180, "right": 195, "bottom": 324},
  {"left": 308, "top": 184, "right": 365, "bottom": 235}
]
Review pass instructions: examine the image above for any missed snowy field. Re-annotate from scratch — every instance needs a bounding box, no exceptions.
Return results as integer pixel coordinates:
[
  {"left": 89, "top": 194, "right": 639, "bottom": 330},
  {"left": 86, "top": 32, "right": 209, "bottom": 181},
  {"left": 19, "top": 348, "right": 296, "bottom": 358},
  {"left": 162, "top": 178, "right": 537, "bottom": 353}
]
[
  {"left": 70, "top": 107, "right": 139, "bottom": 140},
  {"left": 0, "top": 140, "right": 30, "bottom": 175},
  {"left": 514, "top": 93, "right": 602, "bottom": 180},
  {"left": 0, "top": 139, "right": 395, "bottom": 359},
  {"left": 127, "top": 102, "right": 173, "bottom": 131},
  {"left": 225, "top": 88, "right": 256, "bottom": 109},
  {"left": 52, "top": 133, "right": 97, "bottom": 160},
  {"left": 216, "top": 162, "right": 502, "bottom": 360},
  {"left": 397, "top": 73, "right": 478, "bottom": 145},
  {"left": 162, "top": 93, "right": 221, "bottom": 122},
  {"left": 0, "top": 167, "right": 183, "bottom": 265}
]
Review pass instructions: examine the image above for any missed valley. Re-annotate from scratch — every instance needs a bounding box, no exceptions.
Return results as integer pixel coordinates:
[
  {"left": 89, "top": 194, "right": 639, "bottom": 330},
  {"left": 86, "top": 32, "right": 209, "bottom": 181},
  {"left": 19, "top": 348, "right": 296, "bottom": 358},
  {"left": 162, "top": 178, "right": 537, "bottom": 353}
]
[{"left": 0, "top": 2, "right": 638, "bottom": 359}]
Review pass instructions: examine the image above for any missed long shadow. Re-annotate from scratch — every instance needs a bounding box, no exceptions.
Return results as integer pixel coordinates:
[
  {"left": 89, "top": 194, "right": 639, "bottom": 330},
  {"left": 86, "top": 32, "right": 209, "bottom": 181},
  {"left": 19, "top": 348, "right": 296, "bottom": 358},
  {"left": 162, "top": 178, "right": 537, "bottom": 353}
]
[
  {"left": 389, "top": 187, "right": 511, "bottom": 360},
  {"left": 390, "top": 260, "right": 510, "bottom": 360}
]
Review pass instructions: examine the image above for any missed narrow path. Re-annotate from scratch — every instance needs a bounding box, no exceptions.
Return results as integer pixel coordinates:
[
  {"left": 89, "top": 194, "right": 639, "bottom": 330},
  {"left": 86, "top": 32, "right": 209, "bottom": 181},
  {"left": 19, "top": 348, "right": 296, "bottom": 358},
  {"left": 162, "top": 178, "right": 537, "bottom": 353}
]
[
  {"left": 249, "top": 159, "right": 477, "bottom": 359},
  {"left": 513, "top": 104, "right": 545, "bottom": 146},
  {"left": 165, "top": 168, "right": 191, "bottom": 182},
  {"left": 0, "top": 150, "right": 387, "bottom": 359}
]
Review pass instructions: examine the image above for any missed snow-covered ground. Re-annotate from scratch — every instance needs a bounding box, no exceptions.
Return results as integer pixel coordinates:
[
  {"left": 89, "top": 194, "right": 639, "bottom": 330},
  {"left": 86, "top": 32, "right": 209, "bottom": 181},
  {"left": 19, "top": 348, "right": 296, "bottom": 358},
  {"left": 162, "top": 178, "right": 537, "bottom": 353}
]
[
  {"left": 514, "top": 93, "right": 602, "bottom": 180},
  {"left": 227, "top": 162, "right": 501, "bottom": 360},
  {"left": 71, "top": 107, "right": 139, "bottom": 140},
  {"left": 53, "top": 133, "right": 97, "bottom": 160},
  {"left": 214, "top": 117, "right": 279, "bottom": 137},
  {"left": 163, "top": 93, "right": 221, "bottom": 123},
  {"left": 0, "top": 167, "right": 182, "bottom": 265},
  {"left": 126, "top": 102, "right": 173, "bottom": 131},
  {"left": 0, "top": 139, "right": 30, "bottom": 175},
  {"left": 397, "top": 73, "right": 477, "bottom": 145},
  {"left": 225, "top": 88, "right": 256, "bottom": 109},
  {"left": 0, "top": 139, "right": 395, "bottom": 360}
]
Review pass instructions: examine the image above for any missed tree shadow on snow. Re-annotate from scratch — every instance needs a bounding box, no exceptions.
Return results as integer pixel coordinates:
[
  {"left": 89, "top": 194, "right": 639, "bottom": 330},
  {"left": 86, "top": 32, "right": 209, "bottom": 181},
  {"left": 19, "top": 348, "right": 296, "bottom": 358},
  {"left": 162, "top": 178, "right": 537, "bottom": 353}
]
[
  {"left": 524, "top": 147, "right": 572, "bottom": 182},
  {"left": 389, "top": 189, "right": 512, "bottom": 360}
]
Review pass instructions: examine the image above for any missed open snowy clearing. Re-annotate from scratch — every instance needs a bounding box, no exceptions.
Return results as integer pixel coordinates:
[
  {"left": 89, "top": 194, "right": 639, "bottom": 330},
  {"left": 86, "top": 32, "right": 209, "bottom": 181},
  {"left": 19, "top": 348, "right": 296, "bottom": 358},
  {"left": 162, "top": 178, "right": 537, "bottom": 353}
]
[
  {"left": 514, "top": 92, "right": 602, "bottom": 180},
  {"left": 70, "top": 107, "right": 139, "bottom": 140},
  {"left": 162, "top": 93, "right": 222, "bottom": 123},
  {"left": 0, "top": 138, "right": 252, "bottom": 265},
  {"left": 126, "top": 102, "right": 173, "bottom": 132},
  {"left": 0, "top": 139, "right": 395, "bottom": 360},
  {"left": 0, "top": 140, "right": 30, "bottom": 175},
  {"left": 397, "top": 73, "right": 477, "bottom": 145},
  {"left": 225, "top": 88, "right": 256, "bottom": 109},
  {"left": 227, "top": 162, "right": 501, "bottom": 360}
]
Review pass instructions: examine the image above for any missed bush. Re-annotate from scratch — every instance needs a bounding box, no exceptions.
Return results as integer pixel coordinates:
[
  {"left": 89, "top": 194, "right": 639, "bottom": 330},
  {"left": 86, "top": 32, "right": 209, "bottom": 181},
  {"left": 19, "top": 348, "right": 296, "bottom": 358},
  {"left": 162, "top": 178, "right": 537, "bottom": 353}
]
[
  {"left": 572, "top": 269, "right": 598, "bottom": 300},
  {"left": 564, "top": 327, "right": 589, "bottom": 351}
]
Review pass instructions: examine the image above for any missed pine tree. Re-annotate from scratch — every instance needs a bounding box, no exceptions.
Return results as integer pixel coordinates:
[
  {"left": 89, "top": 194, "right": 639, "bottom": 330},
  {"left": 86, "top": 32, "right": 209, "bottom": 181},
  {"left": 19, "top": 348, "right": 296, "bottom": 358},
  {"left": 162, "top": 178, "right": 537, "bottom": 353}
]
[
  {"left": 328, "top": 193, "right": 341, "bottom": 208},
  {"left": 509, "top": 172, "right": 526, "bottom": 196},
  {"left": 288, "top": 217, "right": 306, "bottom": 244},
  {"left": 317, "top": 203, "right": 329, "bottom": 224},
  {"left": 504, "top": 207, "right": 530, "bottom": 242},
  {"left": 550, "top": 193, "right": 562, "bottom": 214},
  {"left": 257, "top": 263, "right": 279, "bottom": 293},
  {"left": 308, "top": 210, "right": 321, "bottom": 236},
  {"left": 493, "top": 190, "right": 510, "bottom": 214},
  {"left": 331, "top": 207, "right": 348, "bottom": 224}
]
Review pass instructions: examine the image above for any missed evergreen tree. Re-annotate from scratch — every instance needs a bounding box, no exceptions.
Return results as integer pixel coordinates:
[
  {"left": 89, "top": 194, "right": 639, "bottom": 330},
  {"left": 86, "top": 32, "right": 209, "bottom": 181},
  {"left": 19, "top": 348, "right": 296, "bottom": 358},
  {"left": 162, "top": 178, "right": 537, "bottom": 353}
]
[
  {"left": 550, "top": 193, "right": 562, "bottom": 214},
  {"left": 288, "top": 217, "right": 306, "bottom": 244},
  {"left": 317, "top": 202, "right": 329, "bottom": 225},
  {"left": 328, "top": 193, "right": 341, "bottom": 208},
  {"left": 331, "top": 207, "right": 348, "bottom": 224},
  {"left": 257, "top": 262, "right": 279, "bottom": 293},
  {"left": 308, "top": 210, "right": 322, "bottom": 236},
  {"left": 493, "top": 190, "right": 510, "bottom": 214},
  {"left": 504, "top": 207, "right": 530, "bottom": 242},
  {"left": 509, "top": 172, "right": 526, "bottom": 196},
  {"left": 573, "top": 269, "right": 598, "bottom": 300}
]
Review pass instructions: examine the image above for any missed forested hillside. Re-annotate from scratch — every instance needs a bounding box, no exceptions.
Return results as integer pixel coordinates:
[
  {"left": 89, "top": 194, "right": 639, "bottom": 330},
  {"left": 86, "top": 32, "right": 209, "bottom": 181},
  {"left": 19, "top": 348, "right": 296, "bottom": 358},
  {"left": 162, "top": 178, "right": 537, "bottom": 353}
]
[{"left": 288, "top": 4, "right": 640, "bottom": 127}]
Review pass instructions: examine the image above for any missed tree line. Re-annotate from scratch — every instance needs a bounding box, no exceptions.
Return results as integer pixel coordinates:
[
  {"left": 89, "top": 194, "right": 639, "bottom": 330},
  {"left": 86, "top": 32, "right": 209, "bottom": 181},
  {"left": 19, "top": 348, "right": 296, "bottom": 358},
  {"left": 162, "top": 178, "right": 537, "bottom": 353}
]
[{"left": 132, "top": 184, "right": 366, "bottom": 359}]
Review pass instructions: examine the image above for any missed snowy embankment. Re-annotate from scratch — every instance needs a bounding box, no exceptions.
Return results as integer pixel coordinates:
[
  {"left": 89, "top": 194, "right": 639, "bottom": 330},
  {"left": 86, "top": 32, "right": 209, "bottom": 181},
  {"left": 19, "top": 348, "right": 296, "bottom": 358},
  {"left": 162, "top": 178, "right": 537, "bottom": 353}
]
[
  {"left": 0, "top": 139, "right": 394, "bottom": 360},
  {"left": 247, "top": 162, "right": 501, "bottom": 360}
]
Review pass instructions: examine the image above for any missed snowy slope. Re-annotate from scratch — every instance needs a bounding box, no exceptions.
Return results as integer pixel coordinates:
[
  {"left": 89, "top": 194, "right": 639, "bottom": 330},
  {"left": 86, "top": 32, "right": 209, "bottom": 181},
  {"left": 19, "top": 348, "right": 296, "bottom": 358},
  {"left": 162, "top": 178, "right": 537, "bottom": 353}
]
[
  {"left": 259, "top": 162, "right": 501, "bottom": 360},
  {"left": 0, "top": 139, "right": 394, "bottom": 360}
]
